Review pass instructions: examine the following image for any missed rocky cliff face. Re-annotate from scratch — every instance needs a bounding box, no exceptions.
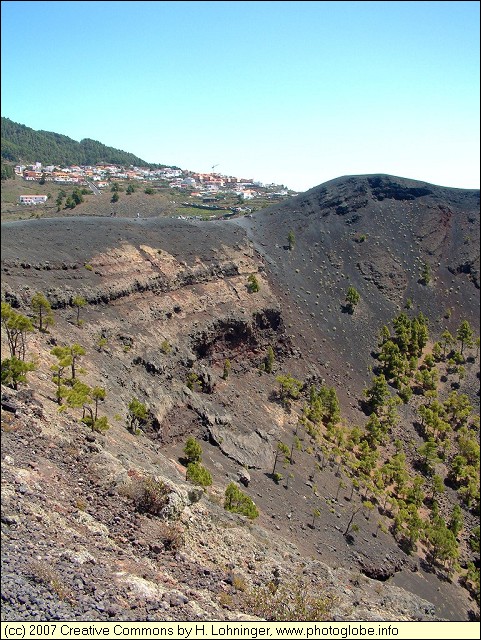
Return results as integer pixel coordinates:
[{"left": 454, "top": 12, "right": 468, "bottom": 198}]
[
  {"left": 1, "top": 377, "right": 445, "bottom": 623},
  {"left": 1, "top": 176, "right": 480, "bottom": 622},
  {"left": 2, "top": 218, "right": 292, "bottom": 464}
]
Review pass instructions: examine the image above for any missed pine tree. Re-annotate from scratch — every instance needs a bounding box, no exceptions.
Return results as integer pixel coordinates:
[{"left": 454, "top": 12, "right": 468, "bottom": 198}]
[
  {"left": 265, "top": 346, "right": 275, "bottom": 373},
  {"left": 311, "top": 508, "right": 321, "bottom": 528},
  {"left": 448, "top": 504, "right": 463, "bottom": 538},
  {"left": 68, "top": 343, "right": 86, "bottom": 380},
  {"left": 63, "top": 380, "right": 92, "bottom": 416},
  {"left": 441, "top": 330, "right": 455, "bottom": 358},
  {"left": 364, "top": 374, "right": 390, "bottom": 414},
  {"left": 1, "top": 357, "right": 35, "bottom": 390},
  {"left": 444, "top": 391, "right": 472, "bottom": 430},
  {"left": 1, "top": 302, "right": 34, "bottom": 360},
  {"left": 378, "top": 340, "right": 407, "bottom": 384},
  {"left": 186, "top": 462, "right": 212, "bottom": 487},
  {"left": 345, "top": 286, "right": 360, "bottom": 314},
  {"left": 276, "top": 374, "right": 303, "bottom": 409},
  {"left": 272, "top": 441, "right": 290, "bottom": 475},
  {"left": 365, "top": 413, "right": 383, "bottom": 448},
  {"left": 72, "top": 295, "right": 86, "bottom": 326},
  {"left": 50, "top": 345, "right": 73, "bottom": 404},
  {"left": 128, "top": 398, "right": 149, "bottom": 434},
  {"left": 429, "top": 474, "right": 445, "bottom": 501},
  {"left": 224, "top": 483, "right": 258, "bottom": 519},
  {"left": 91, "top": 387, "right": 106, "bottom": 421},
  {"left": 406, "top": 476, "right": 425, "bottom": 508},
  {"left": 31, "top": 292, "right": 54, "bottom": 332},
  {"left": 419, "top": 262, "right": 431, "bottom": 285},
  {"left": 222, "top": 359, "right": 231, "bottom": 380},
  {"left": 426, "top": 519, "right": 459, "bottom": 568},
  {"left": 287, "top": 230, "right": 295, "bottom": 251},
  {"left": 418, "top": 439, "right": 440, "bottom": 475},
  {"left": 456, "top": 320, "right": 474, "bottom": 355},
  {"left": 183, "top": 436, "right": 203, "bottom": 464},
  {"left": 378, "top": 325, "right": 391, "bottom": 346}
]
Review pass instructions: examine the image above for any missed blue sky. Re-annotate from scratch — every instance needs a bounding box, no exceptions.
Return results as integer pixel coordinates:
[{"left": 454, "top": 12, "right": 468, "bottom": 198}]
[{"left": 1, "top": 1, "right": 479, "bottom": 191}]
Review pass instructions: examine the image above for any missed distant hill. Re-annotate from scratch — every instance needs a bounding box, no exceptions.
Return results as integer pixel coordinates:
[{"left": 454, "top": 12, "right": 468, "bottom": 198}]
[{"left": 1, "top": 117, "right": 171, "bottom": 169}]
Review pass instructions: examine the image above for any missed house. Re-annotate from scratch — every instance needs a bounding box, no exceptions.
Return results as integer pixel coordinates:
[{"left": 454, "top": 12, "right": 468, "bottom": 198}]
[
  {"left": 203, "top": 183, "right": 219, "bottom": 192},
  {"left": 19, "top": 195, "right": 48, "bottom": 205},
  {"left": 23, "top": 170, "right": 42, "bottom": 180}
]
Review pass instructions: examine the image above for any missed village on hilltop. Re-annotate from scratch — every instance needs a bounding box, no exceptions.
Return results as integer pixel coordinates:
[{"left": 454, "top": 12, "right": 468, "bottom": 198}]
[{"left": 15, "top": 161, "right": 297, "bottom": 207}]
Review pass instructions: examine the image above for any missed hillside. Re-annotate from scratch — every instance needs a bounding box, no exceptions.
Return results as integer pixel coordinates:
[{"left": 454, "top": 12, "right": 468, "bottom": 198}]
[
  {"left": 1, "top": 117, "right": 167, "bottom": 168},
  {"left": 1, "top": 174, "right": 480, "bottom": 623},
  {"left": 240, "top": 174, "right": 480, "bottom": 399}
]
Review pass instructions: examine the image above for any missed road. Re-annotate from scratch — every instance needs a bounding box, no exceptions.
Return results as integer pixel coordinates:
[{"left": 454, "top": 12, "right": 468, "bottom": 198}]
[{"left": 87, "top": 180, "right": 101, "bottom": 196}]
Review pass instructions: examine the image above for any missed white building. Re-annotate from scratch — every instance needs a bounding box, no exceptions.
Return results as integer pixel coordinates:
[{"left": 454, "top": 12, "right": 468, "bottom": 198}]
[{"left": 19, "top": 195, "right": 48, "bottom": 205}]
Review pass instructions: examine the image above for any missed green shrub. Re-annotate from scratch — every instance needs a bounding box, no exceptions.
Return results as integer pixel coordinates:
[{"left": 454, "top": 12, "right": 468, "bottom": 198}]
[
  {"left": 186, "top": 371, "right": 201, "bottom": 391},
  {"left": 186, "top": 462, "right": 212, "bottom": 487},
  {"left": 122, "top": 475, "right": 170, "bottom": 516},
  {"left": 243, "top": 576, "right": 333, "bottom": 621},
  {"left": 96, "top": 336, "right": 108, "bottom": 350},
  {"left": 224, "top": 482, "right": 258, "bottom": 519},
  {"left": 160, "top": 339, "right": 171, "bottom": 354},
  {"left": 91, "top": 416, "right": 109, "bottom": 434},
  {"left": 29, "top": 560, "right": 73, "bottom": 602},
  {"left": 157, "top": 522, "right": 185, "bottom": 551},
  {"left": 247, "top": 274, "right": 260, "bottom": 293},
  {"left": 231, "top": 574, "right": 247, "bottom": 591},
  {"left": 420, "top": 262, "right": 431, "bottom": 285}
]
